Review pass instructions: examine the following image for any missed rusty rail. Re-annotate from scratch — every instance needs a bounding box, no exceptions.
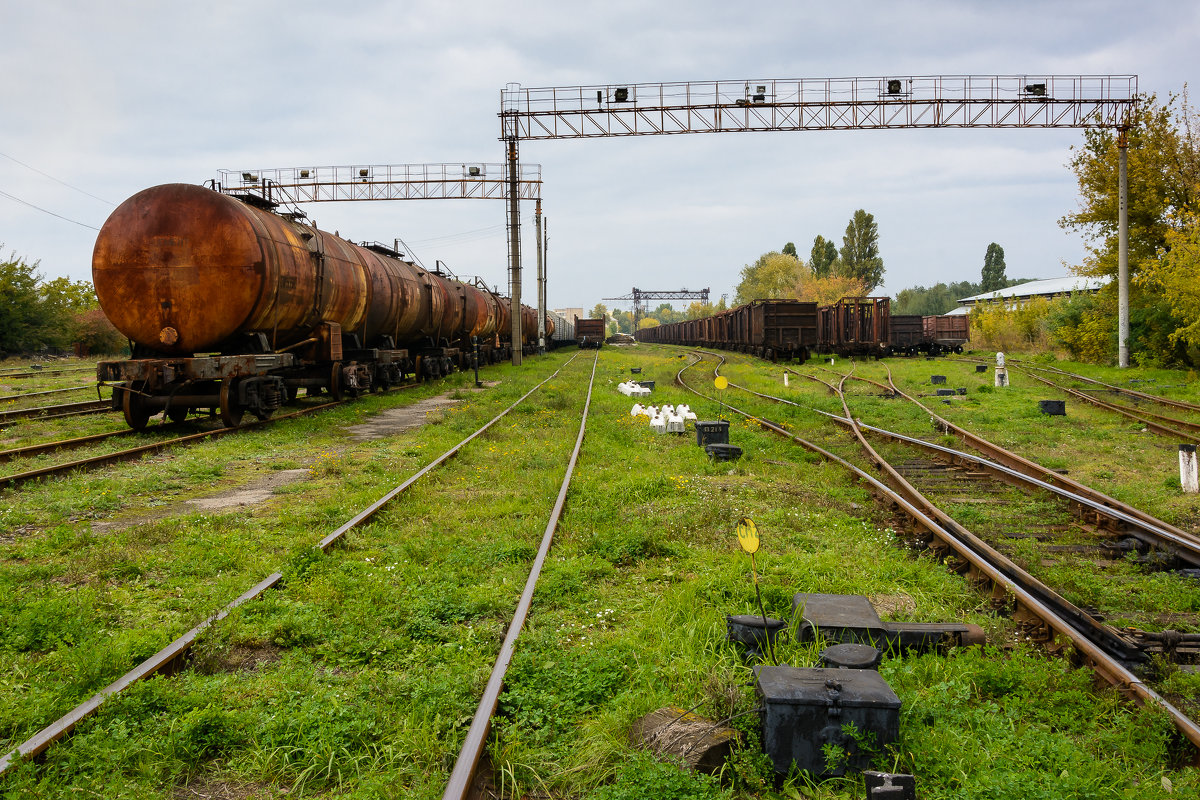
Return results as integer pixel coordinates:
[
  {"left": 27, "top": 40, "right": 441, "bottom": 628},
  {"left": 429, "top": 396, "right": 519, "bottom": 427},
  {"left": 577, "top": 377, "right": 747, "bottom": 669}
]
[
  {"left": 678, "top": 352, "right": 1200, "bottom": 752},
  {"left": 0, "top": 399, "right": 112, "bottom": 424},
  {"left": 0, "top": 356, "right": 583, "bottom": 776},
  {"left": 1016, "top": 368, "right": 1200, "bottom": 442},
  {"left": 443, "top": 351, "right": 598, "bottom": 800},
  {"left": 1021, "top": 363, "right": 1200, "bottom": 414}
]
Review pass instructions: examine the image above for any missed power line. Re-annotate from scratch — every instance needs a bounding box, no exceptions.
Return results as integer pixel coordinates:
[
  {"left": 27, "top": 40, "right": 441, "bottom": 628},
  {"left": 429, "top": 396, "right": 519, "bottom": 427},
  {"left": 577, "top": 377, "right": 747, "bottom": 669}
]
[
  {"left": 0, "top": 188, "right": 100, "bottom": 231},
  {"left": 0, "top": 150, "right": 115, "bottom": 206}
]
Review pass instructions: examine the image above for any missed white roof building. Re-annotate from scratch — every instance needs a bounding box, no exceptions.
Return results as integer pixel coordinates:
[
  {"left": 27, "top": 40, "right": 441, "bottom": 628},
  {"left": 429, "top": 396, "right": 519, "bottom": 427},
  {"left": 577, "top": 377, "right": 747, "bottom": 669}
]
[{"left": 945, "top": 275, "right": 1110, "bottom": 315}]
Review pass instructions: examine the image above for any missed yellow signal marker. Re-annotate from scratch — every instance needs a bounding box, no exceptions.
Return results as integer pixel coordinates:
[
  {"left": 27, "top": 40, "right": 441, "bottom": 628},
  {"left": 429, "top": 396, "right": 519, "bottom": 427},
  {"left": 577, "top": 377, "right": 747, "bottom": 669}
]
[
  {"left": 714, "top": 376, "right": 728, "bottom": 390},
  {"left": 736, "top": 517, "right": 759, "bottom": 554}
]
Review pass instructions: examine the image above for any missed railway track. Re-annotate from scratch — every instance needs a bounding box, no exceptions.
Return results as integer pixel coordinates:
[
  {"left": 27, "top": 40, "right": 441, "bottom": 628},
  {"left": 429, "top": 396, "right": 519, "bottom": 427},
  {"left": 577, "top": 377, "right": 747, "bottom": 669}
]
[
  {"left": 0, "top": 366, "right": 96, "bottom": 381},
  {"left": 0, "top": 352, "right": 599, "bottom": 791},
  {"left": 0, "top": 383, "right": 435, "bottom": 489},
  {"left": 741, "top": 358, "right": 1200, "bottom": 646},
  {"left": 678, "top": 351, "right": 1200, "bottom": 752},
  {"left": 0, "top": 384, "right": 100, "bottom": 402},
  {"left": 1015, "top": 366, "right": 1200, "bottom": 442},
  {"left": 0, "top": 398, "right": 113, "bottom": 424}
]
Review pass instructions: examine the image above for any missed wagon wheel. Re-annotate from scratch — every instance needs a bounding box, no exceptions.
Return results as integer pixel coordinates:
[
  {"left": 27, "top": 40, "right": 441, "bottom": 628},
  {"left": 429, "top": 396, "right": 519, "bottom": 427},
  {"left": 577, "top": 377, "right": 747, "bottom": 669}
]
[
  {"left": 219, "top": 379, "right": 244, "bottom": 428},
  {"left": 329, "top": 362, "right": 344, "bottom": 400},
  {"left": 165, "top": 404, "right": 189, "bottom": 424},
  {"left": 121, "top": 382, "right": 152, "bottom": 431}
]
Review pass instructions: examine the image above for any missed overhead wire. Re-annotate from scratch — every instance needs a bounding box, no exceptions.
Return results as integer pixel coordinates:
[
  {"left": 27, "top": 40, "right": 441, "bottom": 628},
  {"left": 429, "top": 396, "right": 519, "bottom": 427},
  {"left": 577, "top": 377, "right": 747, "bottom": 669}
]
[
  {"left": 0, "top": 188, "right": 100, "bottom": 231},
  {"left": 0, "top": 150, "right": 114, "bottom": 206}
]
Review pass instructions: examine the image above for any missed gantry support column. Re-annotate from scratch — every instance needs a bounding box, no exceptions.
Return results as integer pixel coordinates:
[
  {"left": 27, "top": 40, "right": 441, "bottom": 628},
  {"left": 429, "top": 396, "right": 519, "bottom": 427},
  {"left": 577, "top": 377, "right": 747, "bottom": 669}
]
[
  {"left": 535, "top": 199, "right": 545, "bottom": 353},
  {"left": 1118, "top": 127, "right": 1130, "bottom": 368},
  {"left": 505, "top": 135, "right": 523, "bottom": 366}
]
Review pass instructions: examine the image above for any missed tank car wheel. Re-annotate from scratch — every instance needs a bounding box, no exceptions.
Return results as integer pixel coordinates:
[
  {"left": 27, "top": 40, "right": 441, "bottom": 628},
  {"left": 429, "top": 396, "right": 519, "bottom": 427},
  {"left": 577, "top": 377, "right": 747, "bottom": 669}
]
[
  {"left": 954, "top": 345, "right": 964, "bottom": 354},
  {"left": 219, "top": 380, "right": 245, "bottom": 427},
  {"left": 121, "top": 382, "right": 152, "bottom": 431},
  {"left": 165, "top": 404, "right": 189, "bottom": 424},
  {"left": 329, "top": 362, "right": 344, "bottom": 400}
]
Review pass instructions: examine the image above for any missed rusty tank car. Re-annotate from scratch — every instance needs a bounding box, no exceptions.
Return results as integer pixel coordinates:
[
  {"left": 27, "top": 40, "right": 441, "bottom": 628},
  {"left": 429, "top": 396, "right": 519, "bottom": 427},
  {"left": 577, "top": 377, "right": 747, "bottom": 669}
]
[{"left": 94, "top": 183, "right": 551, "bottom": 429}]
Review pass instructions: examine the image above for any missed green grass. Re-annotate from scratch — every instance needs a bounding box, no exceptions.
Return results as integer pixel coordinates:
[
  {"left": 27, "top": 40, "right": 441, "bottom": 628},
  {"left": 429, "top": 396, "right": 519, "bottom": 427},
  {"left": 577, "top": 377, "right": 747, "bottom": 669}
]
[{"left": 1, "top": 346, "right": 1198, "bottom": 798}]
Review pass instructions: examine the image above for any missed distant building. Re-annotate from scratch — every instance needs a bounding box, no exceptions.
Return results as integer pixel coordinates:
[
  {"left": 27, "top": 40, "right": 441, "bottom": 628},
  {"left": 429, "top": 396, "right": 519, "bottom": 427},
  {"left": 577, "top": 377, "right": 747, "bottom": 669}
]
[
  {"left": 945, "top": 275, "right": 1109, "bottom": 315},
  {"left": 555, "top": 307, "right": 585, "bottom": 322}
]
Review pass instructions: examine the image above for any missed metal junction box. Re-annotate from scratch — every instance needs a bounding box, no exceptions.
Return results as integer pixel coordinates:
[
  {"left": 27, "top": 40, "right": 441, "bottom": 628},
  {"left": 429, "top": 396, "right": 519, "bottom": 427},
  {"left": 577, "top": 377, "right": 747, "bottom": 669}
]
[{"left": 754, "top": 665, "right": 900, "bottom": 777}]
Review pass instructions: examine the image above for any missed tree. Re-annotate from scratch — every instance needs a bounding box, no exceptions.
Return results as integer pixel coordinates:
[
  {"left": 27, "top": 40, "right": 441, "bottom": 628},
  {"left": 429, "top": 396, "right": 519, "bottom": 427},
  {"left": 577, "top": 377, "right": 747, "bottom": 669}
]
[
  {"left": 637, "top": 317, "right": 660, "bottom": 330},
  {"left": 1060, "top": 93, "right": 1197, "bottom": 282},
  {"left": 809, "top": 235, "right": 839, "bottom": 278},
  {"left": 684, "top": 301, "right": 711, "bottom": 320},
  {"left": 734, "top": 251, "right": 802, "bottom": 304},
  {"left": 0, "top": 249, "right": 48, "bottom": 353},
  {"left": 981, "top": 243, "right": 1007, "bottom": 292},
  {"left": 589, "top": 303, "right": 608, "bottom": 319},
  {"left": 794, "top": 272, "right": 868, "bottom": 305},
  {"left": 782, "top": 241, "right": 798, "bottom": 258},
  {"left": 1060, "top": 91, "right": 1200, "bottom": 364},
  {"left": 839, "top": 210, "right": 884, "bottom": 293},
  {"left": 893, "top": 283, "right": 958, "bottom": 316}
]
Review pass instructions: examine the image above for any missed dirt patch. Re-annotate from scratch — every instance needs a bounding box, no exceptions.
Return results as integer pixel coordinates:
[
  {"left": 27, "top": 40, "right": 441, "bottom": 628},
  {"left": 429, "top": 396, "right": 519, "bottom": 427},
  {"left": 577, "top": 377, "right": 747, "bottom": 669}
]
[
  {"left": 173, "top": 772, "right": 284, "bottom": 800},
  {"left": 185, "top": 469, "right": 309, "bottom": 512},
  {"left": 195, "top": 643, "right": 285, "bottom": 675},
  {"left": 91, "top": 469, "right": 310, "bottom": 532},
  {"left": 870, "top": 593, "right": 917, "bottom": 617},
  {"left": 345, "top": 391, "right": 466, "bottom": 440}
]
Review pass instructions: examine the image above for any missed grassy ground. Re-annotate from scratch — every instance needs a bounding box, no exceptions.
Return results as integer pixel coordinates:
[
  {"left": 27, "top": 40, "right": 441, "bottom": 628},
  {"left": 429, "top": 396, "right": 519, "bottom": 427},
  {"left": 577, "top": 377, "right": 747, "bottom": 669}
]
[{"left": 0, "top": 346, "right": 1198, "bottom": 798}]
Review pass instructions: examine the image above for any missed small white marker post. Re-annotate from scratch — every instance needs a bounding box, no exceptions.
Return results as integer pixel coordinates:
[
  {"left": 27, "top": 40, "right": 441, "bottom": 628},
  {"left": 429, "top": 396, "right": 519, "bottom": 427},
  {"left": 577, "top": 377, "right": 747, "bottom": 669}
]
[
  {"left": 1180, "top": 445, "right": 1199, "bottom": 494},
  {"left": 994, "top": 351, "right": 1008, "bottom": 388},
  {"left": 784, "top": 372, "right": 789, "bottom": 387}
]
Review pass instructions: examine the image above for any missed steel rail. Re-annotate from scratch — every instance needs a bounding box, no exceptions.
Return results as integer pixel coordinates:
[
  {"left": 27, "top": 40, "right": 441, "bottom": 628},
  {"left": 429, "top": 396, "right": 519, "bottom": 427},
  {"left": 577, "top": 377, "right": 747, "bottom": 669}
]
[
  {"left": 0, "top": 367, "right": 96, "bottom": 380},
  {"left": 0, "top": 383, "right": 427, "bottom": 488},
  {"left": 1020, "top": 362, "right": 1200, "bottom": 414},
  {"left": 804, "top": 362, "right": 1200, "bottom": 552},
  {"left": 0, "top": 399, "right": 112, "bottom": 423},
  {"left": 1016, "top": 367, "right": 1200, "bottom": 442},
  {"left": 835, "top": 415, "right": 1200, "bottom": 567},
  {"left": 0, "top": 384, "right": 97, "bottom": 401},
  {"left": 876, "top": 365, "right": 1200, "bottom": 546},
  {"left": 825, "top": 367, "right": 1143, "bottom": 665},
  {"left": 740, "top": 366, "right": 1200, "bottom": 562},
  {"left": 443, "top": 350, "right": 599, "bottom": 800},
  {"left": 0, "top": 429, "right": 137, "bottom": 464},
  {"left": 735, "top": 361, "right": 1200, "bottom": 634},
  {"left": 0, "top": 355, "right": 582, "bottom": 776},
  {"left": 677, "top": 352, "right": 1200, "bottom": 751},
  {"left": 0, "top": 403, "right": 337, "bottom": 489}
]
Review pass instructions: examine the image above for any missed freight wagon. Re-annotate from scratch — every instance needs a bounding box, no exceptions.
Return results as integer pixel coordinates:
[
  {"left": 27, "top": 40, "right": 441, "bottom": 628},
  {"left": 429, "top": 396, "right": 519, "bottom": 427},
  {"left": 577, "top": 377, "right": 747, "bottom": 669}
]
[
  {"left": 575, "top": 316, "right": 606, "bottom": 348},
  {"left": 93, "top": 183, "right": 550, "bottom": 429}
]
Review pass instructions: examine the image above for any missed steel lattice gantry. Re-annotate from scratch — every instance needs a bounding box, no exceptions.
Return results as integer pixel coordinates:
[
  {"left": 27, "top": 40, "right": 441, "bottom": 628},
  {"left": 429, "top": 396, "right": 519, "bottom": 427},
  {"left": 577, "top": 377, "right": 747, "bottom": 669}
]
[
  {"left": 604, "top": 288, "right": 710, "bottom": 328},
  {"left": 214, "top": 163, "right": 542, "bottom": 202},
  {"left": 499, "top": 73, "right": 1141, "bottom": 366},
  {"left": 499, "top": 75, "right": 1137, "bottom": 138}
]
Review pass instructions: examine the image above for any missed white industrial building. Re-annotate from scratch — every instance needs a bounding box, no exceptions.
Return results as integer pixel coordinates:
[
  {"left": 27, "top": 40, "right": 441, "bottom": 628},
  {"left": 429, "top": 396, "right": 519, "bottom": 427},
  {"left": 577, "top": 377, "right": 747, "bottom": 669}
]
[{"left": 945, "top": 275, "right": 1110, "bottom": 315}]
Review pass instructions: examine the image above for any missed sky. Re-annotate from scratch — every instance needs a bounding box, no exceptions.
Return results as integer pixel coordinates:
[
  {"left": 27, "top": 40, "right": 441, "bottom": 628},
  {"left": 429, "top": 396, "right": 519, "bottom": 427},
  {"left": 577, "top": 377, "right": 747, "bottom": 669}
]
[{"left": 2, "top": 0, "right": 1197, "bottom": 316}]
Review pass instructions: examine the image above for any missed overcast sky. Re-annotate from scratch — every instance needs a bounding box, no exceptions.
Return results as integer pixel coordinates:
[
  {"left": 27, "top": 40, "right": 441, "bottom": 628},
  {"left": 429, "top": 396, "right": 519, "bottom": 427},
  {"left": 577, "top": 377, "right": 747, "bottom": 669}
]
[{"left": 3, "top": 1, "right": 1197, "bottom": 314}]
